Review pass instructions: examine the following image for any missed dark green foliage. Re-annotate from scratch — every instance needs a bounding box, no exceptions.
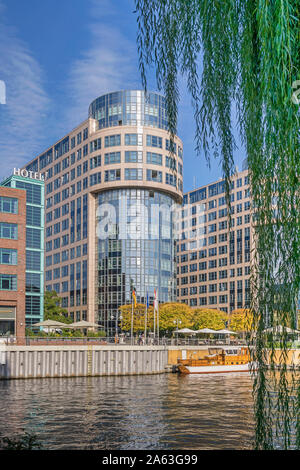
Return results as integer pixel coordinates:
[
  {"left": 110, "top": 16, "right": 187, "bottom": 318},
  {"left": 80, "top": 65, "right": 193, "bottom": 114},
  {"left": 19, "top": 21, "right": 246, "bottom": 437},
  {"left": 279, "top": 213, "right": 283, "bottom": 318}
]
[
  {"left": 44, "top": 290, "right": 70, "bottom": 322},
  {"left": 0, "top": 431, "right": 43, "bottom": 450},
  {"left": 135, "top": 0, "right": 300, "bottom": 449}
]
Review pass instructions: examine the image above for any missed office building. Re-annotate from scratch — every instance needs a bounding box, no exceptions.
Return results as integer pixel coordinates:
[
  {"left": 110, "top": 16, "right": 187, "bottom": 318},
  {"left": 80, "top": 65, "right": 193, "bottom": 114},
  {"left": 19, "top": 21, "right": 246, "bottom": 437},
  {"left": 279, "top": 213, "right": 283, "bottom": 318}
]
[
  {"left": 1, "top": 172, "right": 45, "bottom": 333},
  {"left": 0, "top": 186, "right": 27, "bottom": 341},
  {"left": 177, "top": 169, "right": 252, "bottom": 313},
  {"left": 23, "top": 90, "right": 183, "bottom": 334}
]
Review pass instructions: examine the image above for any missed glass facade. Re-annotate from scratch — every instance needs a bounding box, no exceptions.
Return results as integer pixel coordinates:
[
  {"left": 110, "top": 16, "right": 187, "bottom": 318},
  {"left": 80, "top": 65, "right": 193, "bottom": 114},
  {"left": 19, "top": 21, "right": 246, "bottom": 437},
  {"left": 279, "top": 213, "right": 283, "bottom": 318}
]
[
  {"left": 89, "top": 90, "right": 168, "bottom": 130},
  {"left": 96, "top": 189, "right": 177, "bottom": 334}
]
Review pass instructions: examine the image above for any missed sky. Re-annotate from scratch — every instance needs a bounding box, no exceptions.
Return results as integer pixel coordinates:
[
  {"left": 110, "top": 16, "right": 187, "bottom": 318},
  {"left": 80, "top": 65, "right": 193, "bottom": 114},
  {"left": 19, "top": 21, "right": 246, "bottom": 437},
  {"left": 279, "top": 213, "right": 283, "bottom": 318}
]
[{"left": 0, "top": 0, "right": 245, "bottom": 191}]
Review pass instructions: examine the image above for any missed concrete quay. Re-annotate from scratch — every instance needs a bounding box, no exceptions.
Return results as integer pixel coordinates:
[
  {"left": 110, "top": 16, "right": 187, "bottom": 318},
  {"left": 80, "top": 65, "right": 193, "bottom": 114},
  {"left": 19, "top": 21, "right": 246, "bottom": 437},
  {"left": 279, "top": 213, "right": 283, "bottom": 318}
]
[{"left": 0, "top": 344, "right": 298, "bottom": 379}]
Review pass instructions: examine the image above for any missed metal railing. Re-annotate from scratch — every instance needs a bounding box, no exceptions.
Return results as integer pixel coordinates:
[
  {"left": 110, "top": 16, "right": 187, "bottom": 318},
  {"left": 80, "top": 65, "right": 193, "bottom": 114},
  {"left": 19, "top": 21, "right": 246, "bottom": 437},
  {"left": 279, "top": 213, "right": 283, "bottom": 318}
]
[{"left": 2, "top": 336, "right": 248, "bottom": 347}]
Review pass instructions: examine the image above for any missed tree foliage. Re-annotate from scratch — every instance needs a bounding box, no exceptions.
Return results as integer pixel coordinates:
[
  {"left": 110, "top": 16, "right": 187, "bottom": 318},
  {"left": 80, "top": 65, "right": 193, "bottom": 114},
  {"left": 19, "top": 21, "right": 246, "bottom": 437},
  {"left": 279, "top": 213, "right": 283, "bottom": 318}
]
[
  {"left": 135, "top": 0, "right": 300, "bottom": 449},
  {"left": 119, "top": 303, "right": 153, "bottom": 333},
  {"left": 44, "top": 290, "right": 70, "bottom": 323},
  {"left": 230, "top": 309, "right": 253, "bottom": 332},
  {"left": 0, "top": 431, "right": 43, "bottom": 450},
  {"left": 159, "top": 302, "right": 194, "bottom": 333},
  {"left": 192, "top": 308, "right": 227, "bottom": 331},
  {"left": 119, "top": 303, "right": 232, "bottom": 334}
]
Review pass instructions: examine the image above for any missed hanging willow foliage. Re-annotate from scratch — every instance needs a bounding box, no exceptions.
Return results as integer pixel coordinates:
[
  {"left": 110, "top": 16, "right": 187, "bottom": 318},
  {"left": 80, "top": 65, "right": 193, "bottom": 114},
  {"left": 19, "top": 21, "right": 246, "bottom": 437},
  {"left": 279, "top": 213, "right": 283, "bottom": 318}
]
[{"left": 135, "top": 0, "right": 300, "bottom": 449}]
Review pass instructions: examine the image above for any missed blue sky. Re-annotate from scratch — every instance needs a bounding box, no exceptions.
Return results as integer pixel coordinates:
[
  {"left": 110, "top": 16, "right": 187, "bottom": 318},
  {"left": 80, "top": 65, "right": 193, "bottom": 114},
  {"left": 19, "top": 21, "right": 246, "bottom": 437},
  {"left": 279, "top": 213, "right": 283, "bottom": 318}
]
[{"left": 0, "top": 0, "right": 245, "bottom": 191}]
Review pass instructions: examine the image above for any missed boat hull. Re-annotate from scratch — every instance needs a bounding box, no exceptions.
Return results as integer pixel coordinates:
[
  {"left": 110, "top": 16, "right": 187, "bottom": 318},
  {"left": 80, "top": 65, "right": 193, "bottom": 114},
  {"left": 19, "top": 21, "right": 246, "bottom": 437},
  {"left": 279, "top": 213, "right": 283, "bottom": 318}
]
[{"left": 178, "top": 363, "right": 256, "bottom": 374}]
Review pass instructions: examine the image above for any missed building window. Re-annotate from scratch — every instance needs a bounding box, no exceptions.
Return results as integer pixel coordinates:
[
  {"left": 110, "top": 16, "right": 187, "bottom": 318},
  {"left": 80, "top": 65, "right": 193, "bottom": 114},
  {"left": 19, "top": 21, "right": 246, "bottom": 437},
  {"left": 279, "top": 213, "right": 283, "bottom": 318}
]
[
  {"left": 146, "top": 169, "right": 162, "bottom": 183},
  {"left": 125, "top": 134, "right": 143, "bottom": 146},
  {"left": 0, "top": 223, "right": 18, "bottom": 240},
  {"left": 90, "top": 138, "right": 101, "bottom": 152},
  {"left": 165, "top": 156, "right": 177, "bottom": 170},
  {"left": 104, "top": 169, "right": 121, "bottom": 182},
  {"left": 165, "top": 173, "right": 177, "bottom": 187},
  {"left": 90, "top": 155, "right": 101, "bottom": 169},
  {"left": 146, "top": 135, "right": 162, "bottom": 148},
  {"left": 104, "top": 152, "right": 121, "bottom": 165},
  {"left": 0, "top": 248, "right": 17, "bottom": 265},
  {"left": 90, "top": 172, "right": 101, "bottom": 186},
  {"left": 26, "top": 206, "right": 41, "bottom": 227},
  {"left": 105, "top": 134, "right": 121, "bottom": 147},
  {"left": 0, "top": 274, "right": 17, "bottom": 290},
  {"left": 146, "top": 152, "right": 162, "bottom": 165},
  {"left": 125, "top": 151, "right": 143, "bottom": 163},
  {"left": 125, "top": 168, "right": 143, "bottom": 180},
  {"left": 26, "top": 250, "right": 41, "bottom": 271},
  {"left": 0, "top": 197, "right": 18, "bottom": 214}
]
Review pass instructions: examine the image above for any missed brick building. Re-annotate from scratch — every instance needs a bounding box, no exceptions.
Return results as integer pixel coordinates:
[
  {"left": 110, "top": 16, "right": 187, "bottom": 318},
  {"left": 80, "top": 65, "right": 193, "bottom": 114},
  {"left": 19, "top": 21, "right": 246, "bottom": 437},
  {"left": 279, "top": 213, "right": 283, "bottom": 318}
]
[
  {"left": 1, "top": 172, "right": 45, "bottom": 339},
  {"left": 0, "top": 186, "right": 27, "bottom": 341}
]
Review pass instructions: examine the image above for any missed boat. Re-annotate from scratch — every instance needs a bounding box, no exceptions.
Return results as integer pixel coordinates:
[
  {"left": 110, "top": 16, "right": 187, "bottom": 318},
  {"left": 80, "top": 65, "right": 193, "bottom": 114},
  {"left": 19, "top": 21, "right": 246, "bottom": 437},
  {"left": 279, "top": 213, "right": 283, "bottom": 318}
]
[{"left": 177, "top": 347, "right": 256, "bottom": 374}]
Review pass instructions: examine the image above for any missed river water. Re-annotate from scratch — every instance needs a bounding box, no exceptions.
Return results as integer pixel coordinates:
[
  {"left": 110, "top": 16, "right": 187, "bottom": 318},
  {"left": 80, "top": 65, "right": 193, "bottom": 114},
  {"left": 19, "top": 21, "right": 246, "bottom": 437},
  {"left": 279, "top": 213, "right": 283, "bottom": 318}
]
[{"left": 0, "top": 373, "right": 255, "bottom": 450}]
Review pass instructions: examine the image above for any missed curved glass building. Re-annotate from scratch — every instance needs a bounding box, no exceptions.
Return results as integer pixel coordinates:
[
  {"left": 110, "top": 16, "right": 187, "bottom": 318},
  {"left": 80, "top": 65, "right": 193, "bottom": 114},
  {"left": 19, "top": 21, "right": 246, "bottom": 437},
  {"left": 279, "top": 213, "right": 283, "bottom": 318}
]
[
  {"left": 23, "top": 90, "right": 183, "bottom": 334},
  {"left": 89, "top": 90, "right": 168, "bottom": 130}
]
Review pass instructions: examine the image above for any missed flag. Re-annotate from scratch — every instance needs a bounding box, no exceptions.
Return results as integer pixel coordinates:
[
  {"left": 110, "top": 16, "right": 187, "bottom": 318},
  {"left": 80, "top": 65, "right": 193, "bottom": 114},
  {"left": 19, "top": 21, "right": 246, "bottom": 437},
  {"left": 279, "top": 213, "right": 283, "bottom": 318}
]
[
  {"left": 154, "top": 288, "right": 158, "bottom": 312},
  {"left": 146, "top": 292, "right": 149, "bottom": 309},
  {"left": 132, "top": 288, "right": 137, "bottom": 308}
]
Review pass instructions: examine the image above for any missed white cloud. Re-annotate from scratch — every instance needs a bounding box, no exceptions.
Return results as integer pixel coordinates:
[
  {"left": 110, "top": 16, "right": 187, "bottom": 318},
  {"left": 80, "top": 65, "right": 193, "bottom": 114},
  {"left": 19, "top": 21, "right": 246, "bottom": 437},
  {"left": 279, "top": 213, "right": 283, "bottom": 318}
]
[
  {"left": 64, "top": 0, "right": 140, "bottom": 129},
  {"left": 0, "top": 1, "right": 50, "bottom": 180}
]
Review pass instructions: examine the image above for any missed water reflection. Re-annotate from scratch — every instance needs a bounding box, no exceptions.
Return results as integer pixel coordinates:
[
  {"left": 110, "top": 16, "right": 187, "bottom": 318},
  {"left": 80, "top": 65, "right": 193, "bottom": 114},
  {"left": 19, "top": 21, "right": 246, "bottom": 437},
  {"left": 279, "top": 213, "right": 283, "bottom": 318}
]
[{"left": 0, "top": 374, "right": 254, "bottom": 450}]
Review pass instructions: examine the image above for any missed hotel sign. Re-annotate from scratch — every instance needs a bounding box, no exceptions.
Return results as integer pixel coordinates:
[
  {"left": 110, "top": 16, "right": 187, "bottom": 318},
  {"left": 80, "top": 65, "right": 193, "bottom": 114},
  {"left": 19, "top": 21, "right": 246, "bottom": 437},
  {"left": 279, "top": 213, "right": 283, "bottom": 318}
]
[{"left": 13, "top": 168, "right": 44, "bottom": 181}]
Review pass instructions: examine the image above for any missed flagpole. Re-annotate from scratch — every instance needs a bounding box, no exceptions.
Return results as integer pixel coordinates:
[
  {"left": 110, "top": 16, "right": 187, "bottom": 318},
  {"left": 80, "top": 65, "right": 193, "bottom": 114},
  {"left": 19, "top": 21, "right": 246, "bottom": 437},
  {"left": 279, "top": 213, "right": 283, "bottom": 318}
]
[
  {"left": 144, "top": 295, "right": 147, "bottom": 345},
  {"left": 131, "top": 295, "right": 133, "bottom": 346},
  {"left": 153, "top": 294, "right": 156, "bottom": 341},
  {"left": 157, "top": 297, "right": 159, "bottom": 345}
]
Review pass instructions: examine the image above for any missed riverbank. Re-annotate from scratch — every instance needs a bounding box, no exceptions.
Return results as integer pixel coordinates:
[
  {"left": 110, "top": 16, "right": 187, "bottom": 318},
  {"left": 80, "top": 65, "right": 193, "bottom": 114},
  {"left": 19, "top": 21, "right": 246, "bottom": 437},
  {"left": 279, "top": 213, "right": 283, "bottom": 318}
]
[{"left": 0, "top": 344, "right": 298, "bottom": 379}]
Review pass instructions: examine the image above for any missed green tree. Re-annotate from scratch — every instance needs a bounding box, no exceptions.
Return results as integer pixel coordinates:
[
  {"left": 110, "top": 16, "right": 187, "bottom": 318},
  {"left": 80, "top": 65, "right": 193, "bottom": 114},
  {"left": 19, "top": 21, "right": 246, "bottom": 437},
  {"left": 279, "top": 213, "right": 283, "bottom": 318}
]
[
  {"left": 119, "top": 302, "right": 193, "bottom": 335},
  {"left": 192, "top": 308, "right": 227, "bottom": 331},
  {"left": 230, "top": 309, "right": 253, "bottom": 332},
  {"left": 159, "top": 302, "right": 194, "bottom": 334},
  {"left": 135, "top": 1, "right": 300, "bottom": 449},
  {"left": 43, "top": 290, "right": 71, "bottom": 323},
  {"left": 119, "top": 303, "right": 154, "bottom": 333}
]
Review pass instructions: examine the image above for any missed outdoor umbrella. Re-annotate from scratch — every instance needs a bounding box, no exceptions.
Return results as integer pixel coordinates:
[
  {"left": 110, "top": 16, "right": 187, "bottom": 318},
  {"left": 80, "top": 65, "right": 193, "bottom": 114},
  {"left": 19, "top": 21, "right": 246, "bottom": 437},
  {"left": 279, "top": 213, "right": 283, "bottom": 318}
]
[
  {"left": 68, "top": 320, "right": 104, "bottom": 329},
  {"left": 196, "top": 328, "right": 218, "bottom": 334},
  {"left": 176, "top": 328, "right": 196, "bottom": 335},
  {"left": 215, "top": 329, "right": 237, "bottom": 335},
  {"left": 32, "top": 319, "right": 69, "bottom": 328}
]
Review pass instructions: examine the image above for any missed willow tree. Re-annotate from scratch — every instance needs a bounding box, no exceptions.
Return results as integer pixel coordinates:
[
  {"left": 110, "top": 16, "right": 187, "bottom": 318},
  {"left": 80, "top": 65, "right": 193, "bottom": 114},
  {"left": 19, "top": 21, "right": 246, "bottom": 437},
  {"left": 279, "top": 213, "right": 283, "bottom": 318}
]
[{"left": 135, "top": 1, "right": 300, "bottom": 449}]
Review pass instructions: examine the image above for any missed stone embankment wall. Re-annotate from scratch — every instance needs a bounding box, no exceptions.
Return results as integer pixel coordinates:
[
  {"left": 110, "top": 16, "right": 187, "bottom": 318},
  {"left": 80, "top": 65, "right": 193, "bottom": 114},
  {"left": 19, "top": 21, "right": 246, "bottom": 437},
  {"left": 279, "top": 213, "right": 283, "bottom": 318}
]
[
  {"left": 0, "top": 345, "right": 168, "bottom": 379},
  {"left": 0, "top": 345, "right": 298, "bottom": 379}
]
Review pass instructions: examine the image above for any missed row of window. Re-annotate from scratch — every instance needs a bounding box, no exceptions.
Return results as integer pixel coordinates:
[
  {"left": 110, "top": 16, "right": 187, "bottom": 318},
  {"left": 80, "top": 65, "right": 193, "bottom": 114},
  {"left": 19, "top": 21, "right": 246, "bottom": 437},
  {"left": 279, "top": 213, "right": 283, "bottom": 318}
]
[
  {"left": 179, "top": 248, "right": 251, "bottom": 262},
  {"left": 185, "top": 176, "right": 249, "bottom": 204},
  {"left": 179, "top": 267, "right": 250, "bottom": 284},
  {"left": 45, "top": 152, "right": 182, "bottom": 175},
  {"left": 46, "top": 244, "right": 88, "bottom": 266},
  {"left": 180, "top": 201, "right": 251, "bottom": 222},
  {"left": 181, "top": 296, "right": 250, "bottom": 309},
  {"left": 180, "top": 214, "right": 251, "bottom": 232},
  {"left": 38, "top": 131, "right": 182, "bottom": 176},
  {"left": 38, "top": 129, "right": 88, "bottom": 170},
  {"left": 180, "top": 280, "right": 250, "bottom": 295},
  {"left": 46, "top": 171, "right": 183, "bottom": 202}
]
